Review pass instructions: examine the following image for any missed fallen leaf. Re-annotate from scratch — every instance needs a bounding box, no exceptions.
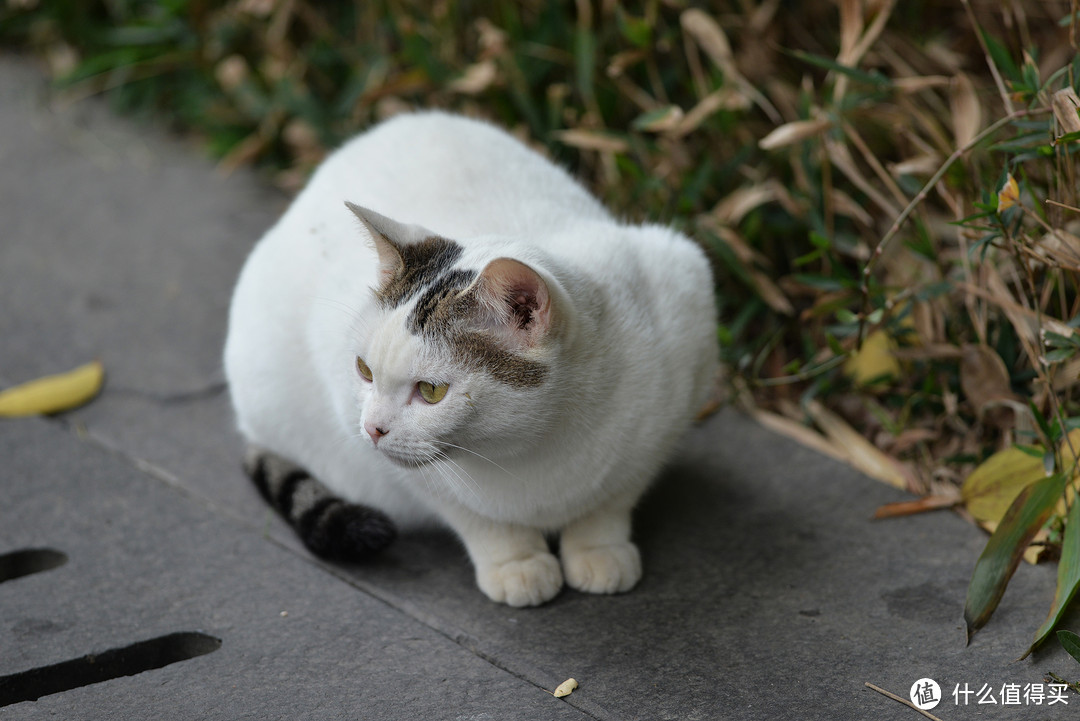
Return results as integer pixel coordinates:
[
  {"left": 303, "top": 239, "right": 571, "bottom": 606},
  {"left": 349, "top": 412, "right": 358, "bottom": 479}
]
[
  {"left": 873, "top": 494, "right": 959, "bottom": 519},
  {"left": 749, "top": 408, "right": 849, "bottom": 464},
  {"left": 961, "top": 445, "right": 1046, "bottom": 524},
  {"left": 1059, "top": 630, "right": 1080, "bottom": 664},
  {"left": 844, "top": 329, "right": 900, "bottom": 388},
  {"left": 553, "top": 678, "right": 578, "bottom": 698},
  {"left": 805, "top": 400, "right": 912, "bottom": 490},
  {"left": 0, "top": 361, "right": 105, "bottom": 417}
]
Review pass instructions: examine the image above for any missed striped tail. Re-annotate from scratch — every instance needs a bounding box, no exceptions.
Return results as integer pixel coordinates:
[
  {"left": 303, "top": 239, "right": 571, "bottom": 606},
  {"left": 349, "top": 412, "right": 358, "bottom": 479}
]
[{"left": 243, "top": 447, "right": 396, "bottom": 561}]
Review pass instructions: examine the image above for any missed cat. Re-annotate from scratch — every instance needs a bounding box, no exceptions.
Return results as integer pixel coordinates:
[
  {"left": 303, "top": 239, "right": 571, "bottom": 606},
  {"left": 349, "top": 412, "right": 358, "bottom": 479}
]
[{"left": 224, "top": 111, "right": 718, "bottom": 607}]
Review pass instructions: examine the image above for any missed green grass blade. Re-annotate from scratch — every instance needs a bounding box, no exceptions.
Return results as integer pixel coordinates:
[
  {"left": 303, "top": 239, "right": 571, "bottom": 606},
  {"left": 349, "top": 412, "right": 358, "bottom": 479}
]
[
  {"left": 964, "top": 472, "right": 1069, "bottom": 642},
  {"left": 1025, "top": 493, "right": 1080, "bottom": 656},
  {"left": 1058, "top": 630, "right": 1080, "bottom": 664},
  {"left": 783, "top": 48, "right": 891, "bottom": 88}
]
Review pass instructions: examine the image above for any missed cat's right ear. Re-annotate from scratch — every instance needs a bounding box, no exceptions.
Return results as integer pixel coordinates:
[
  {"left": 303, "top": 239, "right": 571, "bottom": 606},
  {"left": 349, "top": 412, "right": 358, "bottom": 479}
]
[{"left": 345, "top": 202, "right": 426, "bottom": 282}]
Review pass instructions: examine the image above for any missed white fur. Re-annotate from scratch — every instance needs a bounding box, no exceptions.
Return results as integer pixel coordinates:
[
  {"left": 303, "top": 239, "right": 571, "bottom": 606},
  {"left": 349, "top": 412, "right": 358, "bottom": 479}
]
[{"left": 224, "top": 111, "right": 718, "bottom": 606}]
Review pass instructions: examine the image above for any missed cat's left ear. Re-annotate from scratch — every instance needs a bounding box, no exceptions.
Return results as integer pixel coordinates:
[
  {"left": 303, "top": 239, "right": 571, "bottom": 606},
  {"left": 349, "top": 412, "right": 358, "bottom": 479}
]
[
  {"left": 471, "top": 258, "right": 552, "bottom": 349},
  {"left": 345, "top": 201, "right": 432, "bottom": 281}
]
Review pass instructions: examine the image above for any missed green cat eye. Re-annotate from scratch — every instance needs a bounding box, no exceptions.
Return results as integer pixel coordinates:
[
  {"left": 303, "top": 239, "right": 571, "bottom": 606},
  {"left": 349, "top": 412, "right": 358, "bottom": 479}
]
[
  {"left": 417, "top": 381, "right": 449, "bottom": 404},
  {"left": 356, "top": 356, "right": 373, "bottom": 381}
]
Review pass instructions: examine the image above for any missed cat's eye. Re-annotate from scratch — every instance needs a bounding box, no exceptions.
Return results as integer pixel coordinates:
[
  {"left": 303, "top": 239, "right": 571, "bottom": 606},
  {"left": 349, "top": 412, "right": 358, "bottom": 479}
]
[
  {"left": 356, "top": 356, "right": 373, "bottom": 381},
  {"left": 417, "top": 381, "right": 449, "bottom": 404}
]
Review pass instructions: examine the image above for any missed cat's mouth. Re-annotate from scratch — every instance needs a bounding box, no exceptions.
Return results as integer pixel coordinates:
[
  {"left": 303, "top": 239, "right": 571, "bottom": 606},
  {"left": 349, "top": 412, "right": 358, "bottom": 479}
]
[{"left": 376, "top": 446, "right": 437, "bottom": 468}]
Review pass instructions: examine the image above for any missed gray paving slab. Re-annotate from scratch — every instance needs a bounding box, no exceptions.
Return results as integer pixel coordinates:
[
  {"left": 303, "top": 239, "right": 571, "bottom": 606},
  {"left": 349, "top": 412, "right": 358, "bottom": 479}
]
[
  {"left": 1, "top": 417, "right": 591, "bottom": 720},
  {"left": 2, "top": 51, "right": 1080, "bottom": 719}
]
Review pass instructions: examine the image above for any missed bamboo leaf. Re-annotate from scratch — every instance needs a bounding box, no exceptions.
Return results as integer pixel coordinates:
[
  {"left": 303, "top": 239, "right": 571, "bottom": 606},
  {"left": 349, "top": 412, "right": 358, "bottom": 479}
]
[
  {"left": 964, "top": 472, "right": 1069, "bottom": 642},
  {"left": 1026, "top": 492, "right": 1080, "bottom": 656},
  {"left": 1059, "top": 630, "right": 1080, "bottom": 664},
  {"left": 783, "top": 48, "right": 891, "bottom": 88}
]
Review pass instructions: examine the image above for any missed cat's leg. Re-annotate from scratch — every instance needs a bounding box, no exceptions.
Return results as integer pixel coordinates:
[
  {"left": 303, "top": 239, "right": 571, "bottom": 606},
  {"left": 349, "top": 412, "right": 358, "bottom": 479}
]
[
  {"left": 559, "top": 491, "right": 642, "bottom": 594},
  {"left": 438, "top": 502, "right": 563, "bottom": 607}
]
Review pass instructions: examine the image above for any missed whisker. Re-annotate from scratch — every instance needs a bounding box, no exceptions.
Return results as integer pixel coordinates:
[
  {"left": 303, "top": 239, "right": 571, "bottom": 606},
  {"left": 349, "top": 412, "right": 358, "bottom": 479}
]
[
  {"left": 432, "top": 453, "right": 482, "bottom": 505},
  {"left": 430, "top": 440, "right": 521, "bottom": 481}
]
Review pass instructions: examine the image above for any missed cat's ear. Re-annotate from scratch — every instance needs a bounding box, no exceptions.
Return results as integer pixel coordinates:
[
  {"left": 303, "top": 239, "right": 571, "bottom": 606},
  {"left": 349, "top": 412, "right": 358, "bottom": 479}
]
[
  {"left": 470, "top": 258, "right": 552, "bottom": 349},
  {"left": 345, "top": 201, "right": 429, "bottom": 281}
]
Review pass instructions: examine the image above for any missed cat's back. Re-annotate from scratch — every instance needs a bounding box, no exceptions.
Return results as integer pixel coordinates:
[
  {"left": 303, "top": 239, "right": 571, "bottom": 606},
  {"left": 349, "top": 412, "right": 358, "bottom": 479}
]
[{"left": 306, "top": 111, "right": 610, "bottom": 237}]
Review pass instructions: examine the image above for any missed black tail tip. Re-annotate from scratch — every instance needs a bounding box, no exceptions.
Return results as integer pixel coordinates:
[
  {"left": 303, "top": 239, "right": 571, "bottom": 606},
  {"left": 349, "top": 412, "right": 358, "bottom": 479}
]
[{"left": 303, "top": 502, "right": 397, "bottom": 562}]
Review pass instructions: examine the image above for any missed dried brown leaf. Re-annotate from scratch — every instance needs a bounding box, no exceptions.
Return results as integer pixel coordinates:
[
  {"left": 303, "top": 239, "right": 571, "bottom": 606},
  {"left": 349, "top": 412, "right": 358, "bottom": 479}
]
[
  {"left": 892, "top": 75, "right": 952, "bottom": 93},
  {"left": 873, "top": 494, "right": 959, "bottom": 519},
  {"left": 711, "top": 184, "right": 782, "bottom": 226},
  {"left": 759, "top": 118, "right": 831, "bottom": 150},
  {"left": 1052, "top": 87, "right": 1080, "bottom": 135},
  {"left": 805, "top": 400, "right": 913, "bottom": 490},
  {"left": 751, "top": 269, "right": 795, "bottom": 315},
  {"left": 959, "top": 343, "right": 1019, "bottom": 416},
  {"left": 554, "top": 130, "right": 628, "bottom": 154},
  {"left": 670, "top": 88, "right": 749, "bottom": 137},
  {"left": 448, "top": 60, "right": 498, "bottom": 95},
  {"left": 749, "top": 408, "right": 849, "bottom": 463},
  {"left": 950, "top": 73, "right": 982, "bottom": 148},
  {"left": 824, "top": 137, "right": 901, "bottom": 217},
  {"left": 830, "top": 189, "right": 874, "bottom": 226},
  {"left": 889, "top": 153, "right": 941, "bottom": 177},
  {"left": 680, "top": 9, "right": 735, "bottom": 76}
]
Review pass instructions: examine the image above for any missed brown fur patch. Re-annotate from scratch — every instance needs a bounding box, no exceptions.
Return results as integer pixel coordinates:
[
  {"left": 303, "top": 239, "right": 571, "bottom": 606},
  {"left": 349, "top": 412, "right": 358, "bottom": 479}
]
[
  {"left": 406, "top": 277, "right": 548, "bottom": 389},
  {"left": 375, "top": 237, "right": 464, "bottom": 308}
]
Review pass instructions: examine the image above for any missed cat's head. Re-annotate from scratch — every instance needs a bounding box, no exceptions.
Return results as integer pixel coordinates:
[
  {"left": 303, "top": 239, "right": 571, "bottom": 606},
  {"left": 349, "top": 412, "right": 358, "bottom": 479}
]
[{"left": 344, "top": 202, "right": 563, "bottom": 468}]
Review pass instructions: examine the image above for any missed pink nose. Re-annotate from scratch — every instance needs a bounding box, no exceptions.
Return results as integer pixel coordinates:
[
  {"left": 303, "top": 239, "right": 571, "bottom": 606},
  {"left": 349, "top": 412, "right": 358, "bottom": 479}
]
[{"left": 365, "top": 422, "right": 389, "bottom": 444}]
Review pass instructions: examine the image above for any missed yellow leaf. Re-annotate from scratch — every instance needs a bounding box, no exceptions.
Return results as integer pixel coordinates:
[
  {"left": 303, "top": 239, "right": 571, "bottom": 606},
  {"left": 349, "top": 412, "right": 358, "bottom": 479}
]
[
  {"left": 997, "top": 173, "right": 1019, "bottom": 212},
  {"left": 844, "top": 329, "right": 900, "bottom": 388},
  {"left": 961, "top": 445, "right": 1046, "bottom": 525},
  {"left": 0, "top": 361, "right": 105, "bottom": 417}
]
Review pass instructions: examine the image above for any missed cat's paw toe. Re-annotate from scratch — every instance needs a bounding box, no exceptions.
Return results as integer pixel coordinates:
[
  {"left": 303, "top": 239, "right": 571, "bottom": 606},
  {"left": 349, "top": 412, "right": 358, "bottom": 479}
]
[
  {"left": 562, "top": 542, "right": 641, "bottom": 594},
  {"left": 477, "top": 553, "right": 563, "bottom": 607}
]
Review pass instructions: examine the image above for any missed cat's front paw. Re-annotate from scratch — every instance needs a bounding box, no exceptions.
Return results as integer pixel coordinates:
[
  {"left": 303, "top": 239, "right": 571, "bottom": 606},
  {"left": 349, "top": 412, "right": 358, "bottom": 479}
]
[
  {"left": 476, "top": 552, "right": 563, "bottom": 607},
  {"left": 562, "top": 542, "right": 641, "bottom": 595}
]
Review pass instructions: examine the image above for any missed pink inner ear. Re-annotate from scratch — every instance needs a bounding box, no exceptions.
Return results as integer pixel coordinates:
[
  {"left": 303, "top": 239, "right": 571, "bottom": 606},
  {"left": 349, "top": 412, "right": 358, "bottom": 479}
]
[{"left": 479, "top": 258, "right": 551, "bottom": 344}]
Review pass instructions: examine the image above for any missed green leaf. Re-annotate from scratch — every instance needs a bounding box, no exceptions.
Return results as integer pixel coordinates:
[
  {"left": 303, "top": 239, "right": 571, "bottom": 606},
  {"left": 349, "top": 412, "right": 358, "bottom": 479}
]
[
  {"left": 979, "top": 29, "right": 1020, "bottom": 82},
  {"left": 964, "top": 472, "right": 1070, "bottom": 642},
  {"left": 631, "top": 106, "right": 682, "bottom": 132},
  {"left": 616, "top": 8, "right": 652, "bottom": 48},
  {"left": 1046, "top": 347, "right": 1079, "bottom": 363},
  {"left": 784, "top": 48, "right": 891, "bottom": 88},
  {"left": 574, "top": 26, "right": 596, "bottom": 104},
  {"left": 1058, "top": 630, "right": 1080, "bottom": 664},
  {"left": 1026, "top": 495, "right": 1080, "bottom": 655}
]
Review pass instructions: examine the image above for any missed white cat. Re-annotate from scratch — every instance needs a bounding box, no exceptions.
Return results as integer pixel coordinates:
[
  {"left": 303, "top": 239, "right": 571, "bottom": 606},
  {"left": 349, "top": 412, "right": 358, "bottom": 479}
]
[{"left": 224, "top": 111, "right": 718, "bottom": 607}]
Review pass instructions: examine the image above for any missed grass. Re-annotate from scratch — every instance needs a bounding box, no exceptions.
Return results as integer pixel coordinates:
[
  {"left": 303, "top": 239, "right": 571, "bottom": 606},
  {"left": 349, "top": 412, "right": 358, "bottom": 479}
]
[{"left": 3, "top": 0, "right": 1080, "bottom": 649}]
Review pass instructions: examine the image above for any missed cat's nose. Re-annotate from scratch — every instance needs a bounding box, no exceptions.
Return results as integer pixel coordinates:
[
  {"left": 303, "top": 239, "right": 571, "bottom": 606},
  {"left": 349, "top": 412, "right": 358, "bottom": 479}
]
[{"left": 365, "top": 422, "right": 389, "bottom": 444}]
